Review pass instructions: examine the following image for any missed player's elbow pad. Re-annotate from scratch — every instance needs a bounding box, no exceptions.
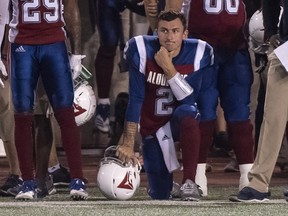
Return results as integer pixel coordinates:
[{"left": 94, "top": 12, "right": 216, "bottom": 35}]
[{"left": 167, "top": 72, "right": 193, "bottom": 101}]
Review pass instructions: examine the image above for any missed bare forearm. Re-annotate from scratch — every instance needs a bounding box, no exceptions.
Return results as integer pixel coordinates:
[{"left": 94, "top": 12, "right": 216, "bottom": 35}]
[
  {"left": 63, "top": 0, "right": 81, "bottom": 54},
  {"left": 161, "top": 64, "right": 177, "bottom": 80},
  {"left": 144, "top": 0, "right": 158, "bottom": 31},
  {"left": 119, "top": 121, "right": 138, "bottom": 148},
  {"left": 165, "top": 0, "right": 183, "bottom": 11},
  {"left": 116, "top": 121, "right": 138, "bottom": 164}
]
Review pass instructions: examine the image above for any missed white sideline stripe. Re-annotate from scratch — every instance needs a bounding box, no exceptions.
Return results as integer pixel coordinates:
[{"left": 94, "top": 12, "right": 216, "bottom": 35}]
[{"left": 0, "top": 199, "right": 286, "bottom": 207}]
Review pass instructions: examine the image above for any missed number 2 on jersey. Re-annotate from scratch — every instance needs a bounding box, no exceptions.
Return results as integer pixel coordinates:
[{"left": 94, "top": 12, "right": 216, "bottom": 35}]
[{"left": 156, "top": 88, "right": 174, "bottom": 116}]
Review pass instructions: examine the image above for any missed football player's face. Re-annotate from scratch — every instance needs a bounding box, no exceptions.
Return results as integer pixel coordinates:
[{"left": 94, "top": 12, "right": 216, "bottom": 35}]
[{"left": 157, "top": 18, "right": 188, "bottom": 55}]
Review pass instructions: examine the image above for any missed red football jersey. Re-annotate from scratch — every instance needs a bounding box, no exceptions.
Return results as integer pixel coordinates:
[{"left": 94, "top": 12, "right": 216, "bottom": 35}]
[
  {"left": 9, "top": 0, "right": 66, "bottom": 44},
  {"left": 186, "top": 0, "right": 248, "bottom": 49},
  {"left": 125, "top": 36, "right": 214, "bottom": 137}
]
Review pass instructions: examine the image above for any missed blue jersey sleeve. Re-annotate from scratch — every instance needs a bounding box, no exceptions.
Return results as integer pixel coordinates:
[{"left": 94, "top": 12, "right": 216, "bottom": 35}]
[
  {"left": 179, "top": 40, "right": 214, "bottom": 105},
  {"left": 124, "top": 38, "right": 145, "bottom": 123},
  {"left": 199, "top": 41, "right": 214, "bottom": 70}
]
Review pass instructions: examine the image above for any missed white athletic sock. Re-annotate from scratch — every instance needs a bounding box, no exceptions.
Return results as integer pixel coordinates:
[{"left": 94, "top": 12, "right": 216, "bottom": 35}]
[
  {"left": 98, "top": 98, "right": 110, "bottom": 105},
  {"left": 239, "top": 163, "right": 253, "bottom": 191},
  {"left": 48, "top": 163, "right": 61, "bottom": 173},
  {"left": 195, "top": 163, "right": 208, "bottom": 196}
]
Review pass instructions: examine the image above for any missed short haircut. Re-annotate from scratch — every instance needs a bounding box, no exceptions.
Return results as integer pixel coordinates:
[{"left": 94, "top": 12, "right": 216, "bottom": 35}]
[{"left": 158, "top": 10, "right": 187, "bottom": 30}]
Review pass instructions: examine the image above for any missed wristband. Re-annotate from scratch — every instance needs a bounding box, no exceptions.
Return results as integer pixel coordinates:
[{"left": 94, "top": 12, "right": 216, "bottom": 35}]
[{"left": 167, "top": 72, "right": 193, "bottom": 101}]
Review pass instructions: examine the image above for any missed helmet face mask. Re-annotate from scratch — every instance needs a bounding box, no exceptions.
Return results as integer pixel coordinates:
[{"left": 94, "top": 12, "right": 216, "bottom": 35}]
[
  {"left": 73, "top": 81, "right": 96, "bottom": 126},
  {"left": 73, "top": 65, "right": 96, "bottom": 126},
  {"left": 97, "top": 146, "right": 141, "bottom": 200}
]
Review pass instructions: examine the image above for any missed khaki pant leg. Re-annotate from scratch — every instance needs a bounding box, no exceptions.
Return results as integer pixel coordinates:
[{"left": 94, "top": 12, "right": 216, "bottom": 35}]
[
  {"left": 0, "top": 79, "right": 21, "bottom": 175},
  {"left": 249, "top": 52, "right": 288, "bottom": 192}
]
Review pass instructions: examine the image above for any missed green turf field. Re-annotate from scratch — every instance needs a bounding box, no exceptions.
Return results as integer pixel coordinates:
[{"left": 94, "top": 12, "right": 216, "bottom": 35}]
[{"left": 0, "top": 185, "right": 287, "bottom": 216}]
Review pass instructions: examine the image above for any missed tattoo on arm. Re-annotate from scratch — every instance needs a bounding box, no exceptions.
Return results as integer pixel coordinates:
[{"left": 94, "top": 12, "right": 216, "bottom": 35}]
[{"left": 120, "top": 121, "right": 138, "bottom": 148}]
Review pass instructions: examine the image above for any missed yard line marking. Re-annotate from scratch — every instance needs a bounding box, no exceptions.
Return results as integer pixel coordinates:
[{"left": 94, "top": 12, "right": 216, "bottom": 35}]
[{"left": 0, "top": 199, "right": 286, "bottom": 208}]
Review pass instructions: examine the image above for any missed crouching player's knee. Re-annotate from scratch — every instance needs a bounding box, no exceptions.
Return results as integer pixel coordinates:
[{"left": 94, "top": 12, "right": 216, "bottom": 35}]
[{"left": 173, "top": 104, "right": 200, "bottom": 122}]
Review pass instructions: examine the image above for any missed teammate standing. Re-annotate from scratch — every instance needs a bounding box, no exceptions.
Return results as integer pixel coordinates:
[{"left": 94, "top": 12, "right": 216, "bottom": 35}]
[
  {"left": 93, "top": 0, "right": 146, "bottom": 133},
  {"left": 9, "top": 0, "right": 88, "bottom": 200},
  {"left": 165, "top": 0, "right": 256, "bottom": 196},
  {"left": 0, "top": 0, "right": 23, "bottom": 196},
  {"left": 231, "top": 0, "right": 288, "bottom": 202}
]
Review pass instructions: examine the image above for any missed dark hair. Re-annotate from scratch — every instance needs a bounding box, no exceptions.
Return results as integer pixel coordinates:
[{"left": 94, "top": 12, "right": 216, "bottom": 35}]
[{"left": 158, "top": 10, "right": 187, "bottom": 30}]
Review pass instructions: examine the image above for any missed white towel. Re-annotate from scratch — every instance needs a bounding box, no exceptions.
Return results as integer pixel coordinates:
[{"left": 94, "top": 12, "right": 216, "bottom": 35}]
[{"left": 156, "top": 122, "right": 180, "bottom": 173}]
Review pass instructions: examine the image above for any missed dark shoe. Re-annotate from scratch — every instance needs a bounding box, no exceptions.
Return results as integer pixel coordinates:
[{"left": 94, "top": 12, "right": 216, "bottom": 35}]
[
  {"left": 7, "top": 185, "right": 21, "bottom": 197},
  {"left": 224, "top": 158, "right": 239, "bottom": 172},
  {"left": 170, "top": 181, "right": 181, "bottom": 199},
  {"left": 36, "top": 175, "right": 57, "bottom": 198},
  {"left": 35, "top": 187, "right": 49, "bottom": 199},
  {"left": 49, "top": 165, "right": 71, "bottom": 186},
  {"left": 284, "top": 188, "right": 288, "bottom": 202},
  {"left": 0, "top": 174, "right": 23, "bottom": 196},
  {"left": 11, "top": 175, "right": 56, "bottom": 199},
  {"left": 46, "top": 175, "right": 57, "bottom": 195},
  {"left": 229, "top": 187, "right": 270, "bottom": 202}
]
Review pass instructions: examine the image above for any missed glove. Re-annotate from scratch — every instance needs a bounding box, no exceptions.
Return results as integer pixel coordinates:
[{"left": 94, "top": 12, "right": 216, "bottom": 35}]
[
  {"left": 254, "top": 53, "right": 268, "bottom": 74},
  {"left": 0, "top": 59, "right": 8, "bottom": 88},
  {"left": 253, "top": 43, "right": 270, "bottom": 55},
  {"left": 269, "top": 34, "right": 281, "bottom": 49},
  {"left": 69, "top": 54, "right": 86, "bottom": 80}
]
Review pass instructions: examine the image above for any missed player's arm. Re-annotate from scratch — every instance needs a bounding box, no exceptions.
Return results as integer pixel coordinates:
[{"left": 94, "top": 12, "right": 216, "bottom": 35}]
[
  {"left": 116, "top": 38, "right": 145, "bottom": 165},
  {"left": 144, "top": 0, "right": 158, "bottom": 31},
  {"left": 63, "top": 0, "right": 81, "bottom": 54},
  {"left": 165, "top": 0, "right": 183, "bottom": 11},
  {"left": 144, "top": 0, "right": 184, "bottom": 31},
  {"left": 63, "top": 0, "right": 85, "bottom": 79},
  {"left": 116, "top": 121, "right": 138, "bottom": 165},
  {"left": 154, "top": 46, "right": 193, "bottom": 101},
  {"left": 262, "top": 0, "right": 282, "bottom": 48},
  {"left": 116, "top": 77, "right": 143, "bottom": 166}
]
